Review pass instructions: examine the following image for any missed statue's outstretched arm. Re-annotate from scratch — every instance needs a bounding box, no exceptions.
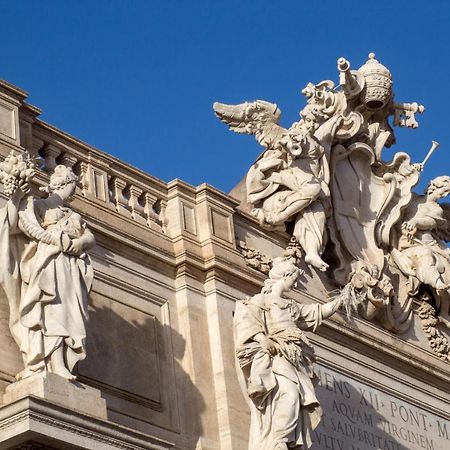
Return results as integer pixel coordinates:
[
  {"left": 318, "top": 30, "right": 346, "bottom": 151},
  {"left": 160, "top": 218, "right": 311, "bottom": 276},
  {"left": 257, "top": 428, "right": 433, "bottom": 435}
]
[{"left": 320, "top": 296, "right": 343, "bottom": 320}]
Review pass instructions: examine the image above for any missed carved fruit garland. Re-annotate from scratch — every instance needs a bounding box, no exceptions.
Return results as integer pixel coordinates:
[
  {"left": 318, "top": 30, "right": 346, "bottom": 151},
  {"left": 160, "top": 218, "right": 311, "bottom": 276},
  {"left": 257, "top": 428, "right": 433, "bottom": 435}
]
[{"left": 417, "top": 301, "right": 450, "bottom": 363}]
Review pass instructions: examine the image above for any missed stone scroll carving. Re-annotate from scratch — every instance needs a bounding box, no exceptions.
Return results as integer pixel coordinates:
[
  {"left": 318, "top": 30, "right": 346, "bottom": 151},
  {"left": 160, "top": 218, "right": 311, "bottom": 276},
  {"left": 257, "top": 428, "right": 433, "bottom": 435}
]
[
  {"left": 0, "top": 151, "right": 95, "bottom": 380},
  {"left": 234, "top": 257, "right": 343, "bottom": 450},
  {"left": 215, "top": 53, "right": 450, "bottom": 353}
]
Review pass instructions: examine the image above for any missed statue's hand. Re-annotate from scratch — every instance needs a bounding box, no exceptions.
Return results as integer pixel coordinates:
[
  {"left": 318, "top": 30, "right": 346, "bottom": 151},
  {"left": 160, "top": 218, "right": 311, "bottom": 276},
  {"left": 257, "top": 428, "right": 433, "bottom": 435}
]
[
  {"left": 10, "top": 180, "right": 30, "bottom": 202},
  {"left": 67, "top": 238, "right": 84, "bottom": 256},
  {"left": 401, "top": 222, "right": 417, "bottom": 242},
  {"left": 254, "top": 333, "right": 277, "bottom": 356},
  {"left": 411, "top": 163, "right": 424, "bottom": 172}
]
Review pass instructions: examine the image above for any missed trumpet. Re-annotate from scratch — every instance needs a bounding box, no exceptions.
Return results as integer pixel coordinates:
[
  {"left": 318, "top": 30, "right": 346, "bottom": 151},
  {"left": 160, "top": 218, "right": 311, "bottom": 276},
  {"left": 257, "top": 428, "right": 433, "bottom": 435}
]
[{"left": 422, "top": 140, "right": 440, "bottom": 166}]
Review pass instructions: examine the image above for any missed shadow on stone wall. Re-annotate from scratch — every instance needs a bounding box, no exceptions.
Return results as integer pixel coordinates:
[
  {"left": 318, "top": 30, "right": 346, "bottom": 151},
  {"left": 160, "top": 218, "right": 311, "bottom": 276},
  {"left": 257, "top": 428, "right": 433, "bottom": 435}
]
[
  {"left": 78, "top": 301, "right": 205, "bottom": 449},
  {"left": 166, "top": 324, "right": 206, "bottom": 449}
]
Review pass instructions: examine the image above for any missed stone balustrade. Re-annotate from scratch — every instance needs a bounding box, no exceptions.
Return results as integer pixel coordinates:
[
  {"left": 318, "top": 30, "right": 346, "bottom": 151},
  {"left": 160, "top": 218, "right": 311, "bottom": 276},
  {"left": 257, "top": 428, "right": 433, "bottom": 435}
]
[
  {"left": 0, "top": 79, "right": 243, "bottom": 252},
  {"left": 33, "top": 124, "right": 167, "bottom": 233},
  {"left": 0, "top": 80, "right": 167, "bottom": 234}
]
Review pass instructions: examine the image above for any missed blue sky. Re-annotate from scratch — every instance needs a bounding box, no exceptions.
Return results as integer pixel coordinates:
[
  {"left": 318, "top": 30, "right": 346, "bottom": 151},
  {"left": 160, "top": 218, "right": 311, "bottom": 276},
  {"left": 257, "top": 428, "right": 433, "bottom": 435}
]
[{"left": 0, "top": 1, "right": 448, "bottom": 193}]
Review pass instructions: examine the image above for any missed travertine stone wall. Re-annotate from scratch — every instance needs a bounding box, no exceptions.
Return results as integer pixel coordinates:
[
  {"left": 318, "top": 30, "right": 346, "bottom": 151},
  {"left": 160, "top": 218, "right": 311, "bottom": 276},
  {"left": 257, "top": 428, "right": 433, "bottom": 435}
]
[{"left": 0, "top": 80, "right": 448, "bottom": 450}]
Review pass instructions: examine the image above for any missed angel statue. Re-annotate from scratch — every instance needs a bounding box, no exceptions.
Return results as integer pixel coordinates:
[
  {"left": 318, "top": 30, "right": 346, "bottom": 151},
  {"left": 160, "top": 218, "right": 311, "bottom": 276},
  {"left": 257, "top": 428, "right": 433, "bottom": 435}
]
[
  {"left": 214, "top": 87, "right": 342, "bottom": 272},
  {"left": 234, "top": 257, "right": 343, "bottom": 450},
  {"left": 0, "top": 152, "right": 95, "bottom": 381},
  {"left": 391, "top": 176, "right": 450, "bottom": 326}
]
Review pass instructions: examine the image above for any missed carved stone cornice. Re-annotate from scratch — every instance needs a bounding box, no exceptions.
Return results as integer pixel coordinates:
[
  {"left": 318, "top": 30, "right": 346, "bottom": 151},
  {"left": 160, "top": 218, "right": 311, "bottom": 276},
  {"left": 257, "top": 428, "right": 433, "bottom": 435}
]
[{"left": 0, "top": 397, "right": 174, "bottom": 450}]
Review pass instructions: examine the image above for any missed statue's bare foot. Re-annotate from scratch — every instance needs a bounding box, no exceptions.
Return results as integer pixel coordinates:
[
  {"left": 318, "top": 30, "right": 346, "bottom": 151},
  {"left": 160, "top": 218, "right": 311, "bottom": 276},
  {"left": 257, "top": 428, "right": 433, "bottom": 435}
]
[
  {"left": 52, "top": 367, "right": 76, "bottom": 381},
  {"left": 264, "top": 213, "right": 283, "bottom": 227},
  {"left": 50, "top": 359, "right": 76, "bottom": 380},
  {"left": 15, "top": 367, "right": 39, "bottom": 381},
  {"left": 274, "top": 444, "right": 288, "bottom": 450},
  {"left": 305, "top": 254, "right": 329, "bottom": 272}
]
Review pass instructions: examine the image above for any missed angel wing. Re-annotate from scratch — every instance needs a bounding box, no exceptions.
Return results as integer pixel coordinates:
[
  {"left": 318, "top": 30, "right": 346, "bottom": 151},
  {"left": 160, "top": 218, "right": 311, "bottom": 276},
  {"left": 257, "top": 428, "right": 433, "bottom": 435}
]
[
  {"left": 436, "top": 202, "right": 450, "bottom": 242},
  {"left": 213, "top": 100, "right": 288, "bottom": 150}
]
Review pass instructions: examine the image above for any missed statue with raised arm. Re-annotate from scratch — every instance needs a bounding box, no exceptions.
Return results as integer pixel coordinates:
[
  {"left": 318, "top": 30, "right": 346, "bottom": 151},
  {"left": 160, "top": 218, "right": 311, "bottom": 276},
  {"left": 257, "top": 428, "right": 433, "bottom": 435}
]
[
  {"left": 0, "top": 152, "right": 95, "bottom": 380},
  {"left": 214, "top": 90, "right": 342, "bottom": 272},
  {"left": 218, "top": 52, "right": 450, "bottom": 360},
  {"left": 234, "top": 257, "right": 343, "bottom": 450}
]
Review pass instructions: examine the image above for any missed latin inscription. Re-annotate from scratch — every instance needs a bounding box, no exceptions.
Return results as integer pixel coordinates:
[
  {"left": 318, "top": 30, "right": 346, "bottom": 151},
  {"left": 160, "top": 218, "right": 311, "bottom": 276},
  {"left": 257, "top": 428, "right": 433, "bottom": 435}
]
[{"left": 310, "top": 366, "right": 449, "bottom": 450}]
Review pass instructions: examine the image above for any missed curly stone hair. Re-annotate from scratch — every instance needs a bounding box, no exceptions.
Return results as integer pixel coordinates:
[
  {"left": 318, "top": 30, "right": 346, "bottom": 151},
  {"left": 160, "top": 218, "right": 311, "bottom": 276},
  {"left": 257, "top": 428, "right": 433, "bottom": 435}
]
[
  {"left": 47, "top": 165, "right": 79, "bottom": 192},
  {"left": 261, "top": 257, "right": 300, "bottom": 294}
]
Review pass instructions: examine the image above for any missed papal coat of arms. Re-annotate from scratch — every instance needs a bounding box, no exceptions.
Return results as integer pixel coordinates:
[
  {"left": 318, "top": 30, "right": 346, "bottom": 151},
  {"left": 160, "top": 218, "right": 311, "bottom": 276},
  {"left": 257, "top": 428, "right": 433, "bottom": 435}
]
[{"left": 214, "top": 53, "right": 450, "bottom": 354}]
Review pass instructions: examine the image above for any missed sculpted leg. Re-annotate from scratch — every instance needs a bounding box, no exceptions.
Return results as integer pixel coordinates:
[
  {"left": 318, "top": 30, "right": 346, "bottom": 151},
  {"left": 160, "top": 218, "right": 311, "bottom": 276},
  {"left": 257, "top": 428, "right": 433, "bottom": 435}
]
[
  {"left": 264, "top": 182, "right": 322, "bottom": 226},
  {"left": 435, "top": 290, "right": 450, "bottom": 328},
  {"left": 50, "top": 345, "right": 75, "bottom": 380},
  {"left": 265, "top": 197, "right": 314, "bottom": 226},
  {"left": 270, "top": 376, "right": 300, "bottom": 449},
  {"left": 293, "top": 203, "right": 328, "bottom": 272}
]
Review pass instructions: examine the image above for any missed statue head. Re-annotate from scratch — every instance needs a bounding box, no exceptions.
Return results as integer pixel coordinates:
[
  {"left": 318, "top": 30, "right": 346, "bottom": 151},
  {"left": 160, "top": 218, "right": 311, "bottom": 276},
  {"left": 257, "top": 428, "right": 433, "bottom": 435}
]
[
  {"left": 46, "top": 165, "right": 79, "bottom": 201},
  {"left": 262, "top": 257, "right": 302, "bottom": 294},
  {"left": 425, "top": 176, "right": 450, "bottom": 200}
]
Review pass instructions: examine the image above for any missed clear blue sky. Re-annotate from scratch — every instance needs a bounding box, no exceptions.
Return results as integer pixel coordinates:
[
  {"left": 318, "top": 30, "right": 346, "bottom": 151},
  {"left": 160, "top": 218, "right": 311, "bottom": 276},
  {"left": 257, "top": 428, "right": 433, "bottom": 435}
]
[{"left": 0, "top": 1, "right": 448, "bottom": 193}]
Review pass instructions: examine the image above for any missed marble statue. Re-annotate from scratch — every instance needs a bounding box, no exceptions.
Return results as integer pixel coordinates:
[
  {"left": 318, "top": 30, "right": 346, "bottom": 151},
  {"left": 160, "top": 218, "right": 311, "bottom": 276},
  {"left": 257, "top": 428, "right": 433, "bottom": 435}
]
[
  {"left": 215, "top": 90, "right": 342, "bottom": 272},
  {"left": 234, "top": 257, "right": 343, "bottom": 450},
  {"left": 215, "top": 51, "right": 450, "bottom": 383},
  {"left": 0, "top": 152, "right": 95, "bottom": 380},
  {"left": 392, "top": 176, "right": 450, "bottom": 326}
]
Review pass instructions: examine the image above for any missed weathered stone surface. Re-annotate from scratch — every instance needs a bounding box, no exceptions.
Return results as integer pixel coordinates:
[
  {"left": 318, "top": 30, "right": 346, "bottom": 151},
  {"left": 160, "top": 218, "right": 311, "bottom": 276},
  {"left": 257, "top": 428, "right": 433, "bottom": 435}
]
[
  {"left": 313, "top": 365, "right": 450, "bottom": 450},
  {"left": 0, "top": 160, "right": 95, "bottom": 382},
  {"left": 215, "top": 52, "right": 450, "bottom": 449},
  {"left": 2, "top": 372, "right": 107, "bottom": 419},
  {"left": 0, "top": 56, "right": 446, "bottom": 450}
]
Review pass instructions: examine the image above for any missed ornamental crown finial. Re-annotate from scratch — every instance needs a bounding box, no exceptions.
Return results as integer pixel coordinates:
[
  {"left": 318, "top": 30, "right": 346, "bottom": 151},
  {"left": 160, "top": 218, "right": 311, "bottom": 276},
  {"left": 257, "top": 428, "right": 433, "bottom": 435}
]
[{"left": 358, "top": 52, "right": 392, "bottom": 110}]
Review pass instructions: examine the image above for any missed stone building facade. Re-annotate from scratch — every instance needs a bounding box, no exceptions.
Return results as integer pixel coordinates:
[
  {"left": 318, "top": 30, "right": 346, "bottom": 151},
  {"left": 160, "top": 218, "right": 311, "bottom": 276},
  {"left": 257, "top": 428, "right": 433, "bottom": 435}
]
[{"left": 0, "top": 78, "right": 449, "bottom": 450}]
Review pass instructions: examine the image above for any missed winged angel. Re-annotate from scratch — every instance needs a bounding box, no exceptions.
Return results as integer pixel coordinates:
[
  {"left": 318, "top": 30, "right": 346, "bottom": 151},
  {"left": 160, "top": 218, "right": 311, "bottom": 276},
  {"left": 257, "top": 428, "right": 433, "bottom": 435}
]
[
  {"left": 214, "top": 88, "right": 342, "bottom": 272},
  {"left": 215, "top": 54, "right": 450, "bottom": 340}
]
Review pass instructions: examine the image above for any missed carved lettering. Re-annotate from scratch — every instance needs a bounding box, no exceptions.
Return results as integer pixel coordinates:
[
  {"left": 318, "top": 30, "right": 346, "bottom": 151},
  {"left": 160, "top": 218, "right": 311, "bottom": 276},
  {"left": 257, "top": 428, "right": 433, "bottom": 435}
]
[
  {"left": 317, "top": 369, "right": 351, "bottom": 400},
  {"left": 390, "top": 401, "right": 429, "bottom": 432},
  {"left": 437, "top": 420, "right": 449, "bottom": 440},
  {"left": 311, "top": 366, "right": 448, "bottom": 450}
]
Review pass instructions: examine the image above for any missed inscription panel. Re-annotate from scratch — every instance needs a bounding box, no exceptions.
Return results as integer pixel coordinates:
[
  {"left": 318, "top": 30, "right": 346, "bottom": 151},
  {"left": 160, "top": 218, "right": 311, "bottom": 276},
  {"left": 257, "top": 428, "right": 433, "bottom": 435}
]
[{"left": 312, "top": 365, "right": 450, "bottom": 450}]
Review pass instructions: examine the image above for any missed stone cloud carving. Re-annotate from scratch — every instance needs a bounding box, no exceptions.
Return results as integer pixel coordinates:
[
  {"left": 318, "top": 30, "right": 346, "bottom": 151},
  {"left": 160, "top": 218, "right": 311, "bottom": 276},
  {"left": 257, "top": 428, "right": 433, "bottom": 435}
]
[
  {"left": 234, "top": 257, "right": 343, "bottom": 449},
  {"left": 0, "top": 152, "right": 95, "bottom": 380}
]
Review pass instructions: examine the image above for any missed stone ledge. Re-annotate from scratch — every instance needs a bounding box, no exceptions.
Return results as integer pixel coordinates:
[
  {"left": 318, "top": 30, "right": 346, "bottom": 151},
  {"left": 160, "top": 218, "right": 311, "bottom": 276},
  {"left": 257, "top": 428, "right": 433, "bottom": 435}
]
[
  {"left": 2, "top": 373, "right": 107, "bottom": 420},
  {"left": 0, "top": 397, "right": 174, "bottom": 450}
]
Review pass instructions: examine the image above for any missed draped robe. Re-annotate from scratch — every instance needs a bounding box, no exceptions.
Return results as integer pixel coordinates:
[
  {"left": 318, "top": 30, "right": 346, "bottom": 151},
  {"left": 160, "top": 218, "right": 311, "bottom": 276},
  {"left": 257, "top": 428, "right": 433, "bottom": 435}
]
[
  {"left": 0, "top": 194, "right": 93, "bottom": 378},
  {"left": 234, "top": 294, "right": 323, "bottom": 449}
]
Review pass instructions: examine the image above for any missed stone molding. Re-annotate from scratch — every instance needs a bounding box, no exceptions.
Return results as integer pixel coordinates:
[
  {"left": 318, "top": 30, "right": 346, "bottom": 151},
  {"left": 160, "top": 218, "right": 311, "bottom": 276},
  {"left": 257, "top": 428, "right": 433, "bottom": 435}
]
[
  {"left": 0, "top": 76, "right": 448, "bottom": 450},
  {"left": 0, "top": 397, "right": 174, "bottom": 450}
]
